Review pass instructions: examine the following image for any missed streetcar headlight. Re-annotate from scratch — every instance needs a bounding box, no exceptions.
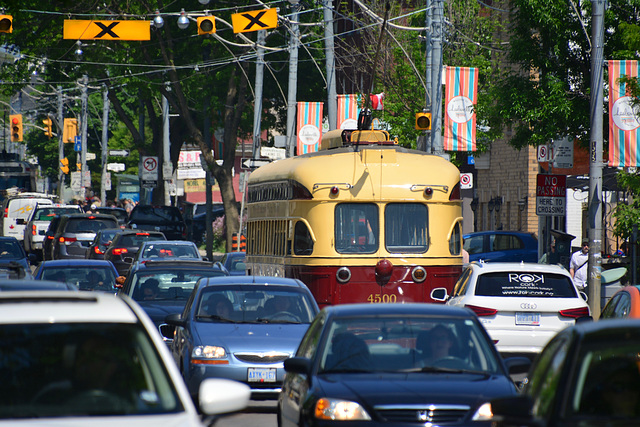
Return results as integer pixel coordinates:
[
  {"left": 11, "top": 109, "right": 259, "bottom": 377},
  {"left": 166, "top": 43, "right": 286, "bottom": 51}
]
[
  {"left": 411, "top": 266, "right": 427, "bottom": 283},
  {"left": 315, "top": 398, "right": 371, "bottom": 421},
  {"left": 336, "top": 267, "right": 351, "bottom": 283}
]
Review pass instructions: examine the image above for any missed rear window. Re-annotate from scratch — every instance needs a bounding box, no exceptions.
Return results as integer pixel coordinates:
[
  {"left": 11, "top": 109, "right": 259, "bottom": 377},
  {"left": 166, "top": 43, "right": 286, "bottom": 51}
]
[
  {"left": 476, "top": 272, "right": 578, "bottom": 298},
  {"left": 64, "top": 218, "right": 118, "bottom": 233},
  {"left": 119, "top": 234, "right": 165, "bottom": 247},
  {"left": 35, "top": 207, "right": 81, "bottom": 221},
  {"left": 95, "top": 208, "right": 128, "bottom": 222},
  {"left": 130, "top": 206, "right": 183, "bottom": 223}
]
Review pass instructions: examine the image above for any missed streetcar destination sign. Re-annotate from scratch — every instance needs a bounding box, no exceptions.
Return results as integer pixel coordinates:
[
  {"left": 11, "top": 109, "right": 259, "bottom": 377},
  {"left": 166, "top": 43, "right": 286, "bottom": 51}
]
[{"left": 536, "top": 174, "right": 566, "bottom": 216}]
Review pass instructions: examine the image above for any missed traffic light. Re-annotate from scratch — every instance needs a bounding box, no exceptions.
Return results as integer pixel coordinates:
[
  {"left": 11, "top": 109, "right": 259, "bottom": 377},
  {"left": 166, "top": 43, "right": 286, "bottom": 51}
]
[
  {"left": 43, "top": 117, "right": 53, "bottom": 138},
  {"left": 9, "top": 114, "right": 22, "bottom": 142},
  {"left": 60, "top": 158, "right": 69, "bottom": 174},
  {"left": 63, "top": 118, "right": 78, "bottom": 143},
  {"left": 415, "top": 112, "right": 432, "bottom": 130},
  {"left": 0, "top": 15, "right": 13, "bottom": 33},
  {"left": 197, "top": 16, "right": 216, "bottom": 35}
]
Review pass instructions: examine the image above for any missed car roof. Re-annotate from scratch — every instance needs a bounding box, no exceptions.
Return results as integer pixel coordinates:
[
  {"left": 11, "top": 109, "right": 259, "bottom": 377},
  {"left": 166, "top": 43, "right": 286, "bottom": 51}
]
[
  {"left": 463, "top": 230, "right": 536, "bottom": 238},
  {"left": 0, "top": 292, "right": 138, "bottom": 324},
  {"left": 141, "top": 240, "right": 195, "bottom": 246},
  {"left": 466, "top": 261, "right": 570, "bottom": 274},
  {"left": 198, "top": 275, "right": 306, "bottom": 288},
  {"left": 0, "top": 236, "right": 20, "bottom": 242},
  {"left": 38, "top": 259, "right": 118, "bottom": 268},
  {"left": 132, "top": 260, "right": 222, "bottom": 270},
  {"left": 322, "top": 302, "right": 475, "bottom": 318},
  {"left": 0, "top": 279, "right": 77, "bottom": 291},
  {"left": 567, "top": 318, "right": 640, "bottom": 337},
  {"left": 61, "top": 213, "right": 119, "bottom": 220}
]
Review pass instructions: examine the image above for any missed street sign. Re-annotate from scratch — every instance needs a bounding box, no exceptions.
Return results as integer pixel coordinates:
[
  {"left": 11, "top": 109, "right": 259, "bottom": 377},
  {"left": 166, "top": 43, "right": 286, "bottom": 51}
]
[
  {"left": 232, "top": 8, "right": 278, "bottom": 33},
  {"left": 107, "top": 163, "right": 125, "bottom": 172},
  {"left": 70, "top": 171, "right": 81, "bottom": 192},
  {"left": 63, "top": 20, "right": 150, "bottom": 41},
  {"left": 74, "top": 136, "right": 81, "bottom": 152},
  {"left": 242, "top": 158, "right": 271, "bottom": 170},
  {"left": 108, "top": 149, "right": 130, "bottom": 157},
  {"left": 460, "top": 173, "right": 473, "bottom": 189},
  {"left": 536, "top": 174, "right": 566, "bottom": 216},
  {"left": 86, "top": 152, "right": 96, "bottom": 161}
]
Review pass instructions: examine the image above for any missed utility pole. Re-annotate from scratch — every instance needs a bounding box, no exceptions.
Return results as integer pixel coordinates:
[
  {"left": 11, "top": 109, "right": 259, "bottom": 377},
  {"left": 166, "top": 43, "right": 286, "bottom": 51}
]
[
  {"left": 323, "top": 0, "right": 337, "bottom": 130},
  {"left": 588, "top": 0, "right": 605, "bottom": 318},
  {"left": 422, "top": 0, "right": 432, "bottom": 152},
  {"left": 430, "top": 0, "right": 443, "bottom": 155},
  {"left": 80, "top": 74, "right": 88, "bottom": 199},
  {"left": 252, "top": 30, "right": 266, "bottom": 158},
  {"left": 57, "top": 86, "right": 64, "bottom": 199},
  {"left": 286, "top": 0, "right": 301, "bottom": 158},
  {"left": 162, "top": 95, "right": 170, "bottom": 206},
  {"left": 100, "top": 86, "right": 109, "bottom": 204}
]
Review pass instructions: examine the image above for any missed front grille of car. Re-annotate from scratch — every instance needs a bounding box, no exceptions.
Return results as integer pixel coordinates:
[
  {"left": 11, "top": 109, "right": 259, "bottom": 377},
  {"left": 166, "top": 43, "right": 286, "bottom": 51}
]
[
  {"left": 234, "top": 352, "right": 290, "bottom": 364},
  {"left": 375, "top": 404, "right": 470, "bottom": 424}
]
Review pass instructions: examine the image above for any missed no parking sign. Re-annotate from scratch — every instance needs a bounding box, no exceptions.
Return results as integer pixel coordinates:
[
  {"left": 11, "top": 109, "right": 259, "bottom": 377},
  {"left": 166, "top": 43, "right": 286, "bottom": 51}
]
[{"left": 460, "top": 173, "right": 473, "bottom": 189}]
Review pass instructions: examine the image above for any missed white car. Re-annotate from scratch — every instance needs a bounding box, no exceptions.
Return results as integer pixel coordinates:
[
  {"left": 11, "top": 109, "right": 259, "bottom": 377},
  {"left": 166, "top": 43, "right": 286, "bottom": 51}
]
[
  {"left": 22, "top": 203, "right": 83, "bottom": 257},
  {"left": 0, "top": 291, "right": 250, "bottom": 425},
  {"left": 443, "top": 262, "right": 591, "bottom": 358}
]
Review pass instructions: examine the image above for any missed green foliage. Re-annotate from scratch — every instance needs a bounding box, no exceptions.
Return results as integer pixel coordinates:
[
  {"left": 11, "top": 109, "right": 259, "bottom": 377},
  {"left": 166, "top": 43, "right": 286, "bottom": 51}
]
[{"left": 613, "top": 171, "right": 640, "bottom": 240}]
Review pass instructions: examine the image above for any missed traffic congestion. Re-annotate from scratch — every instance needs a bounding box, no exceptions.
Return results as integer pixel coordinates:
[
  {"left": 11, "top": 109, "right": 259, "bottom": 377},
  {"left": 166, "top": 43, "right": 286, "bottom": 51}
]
[{"left": 2, "top": 1, "right": 640, "bottom": 426}]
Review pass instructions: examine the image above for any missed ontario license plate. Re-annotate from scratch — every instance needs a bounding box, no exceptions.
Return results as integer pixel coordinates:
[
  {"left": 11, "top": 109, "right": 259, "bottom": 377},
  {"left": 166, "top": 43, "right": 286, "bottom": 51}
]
[
  {"left": 516, "top": 312, "right": 540, "bottom": 326},
  {"left": 247, "top": 368, "right": 276, "bottom": 382}
]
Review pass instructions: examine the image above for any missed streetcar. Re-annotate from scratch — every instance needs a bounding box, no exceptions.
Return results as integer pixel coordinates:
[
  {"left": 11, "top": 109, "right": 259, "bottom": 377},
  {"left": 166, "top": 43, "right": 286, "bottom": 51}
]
[
  {"left": 245, "top": 128, "right": 463, "bottom": 307},
  {"left": 0, "top": 151, "right": 36, "bottom": 201}
]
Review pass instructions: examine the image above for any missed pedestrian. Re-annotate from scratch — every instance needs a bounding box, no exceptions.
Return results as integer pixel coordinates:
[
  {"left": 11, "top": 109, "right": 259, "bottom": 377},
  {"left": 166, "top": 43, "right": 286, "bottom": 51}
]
[{"left": 570, "top": 238, "right": 589, "bottom": 291}]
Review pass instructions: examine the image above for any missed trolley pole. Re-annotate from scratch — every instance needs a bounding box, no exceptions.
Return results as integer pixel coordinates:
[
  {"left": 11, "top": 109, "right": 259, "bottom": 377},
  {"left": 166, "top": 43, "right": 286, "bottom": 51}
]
[{"left": 587, "top": 0, "right": 605, "bottom": 318}]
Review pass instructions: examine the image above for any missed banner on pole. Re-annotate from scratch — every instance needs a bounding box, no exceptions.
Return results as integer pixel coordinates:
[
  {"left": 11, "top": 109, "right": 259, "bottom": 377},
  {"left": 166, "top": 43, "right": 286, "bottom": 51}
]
[
  {"left": 608, "top": 60, "right": 640, "bottom": 167},
  {"left": 444, "top": 66, "right": 478, "bottom": 151},
  {"left": 337, "top": 94, "right": 360, "bottom": 130},
  {"left": 296, "top": 102, "right": 323, "bottom": 155}
]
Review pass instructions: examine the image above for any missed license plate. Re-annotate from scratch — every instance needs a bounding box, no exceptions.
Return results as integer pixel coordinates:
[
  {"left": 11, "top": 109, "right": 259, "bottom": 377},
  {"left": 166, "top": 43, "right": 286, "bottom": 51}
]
[
  {"left": 248, "top": 368, "right": 276, "bottom": 382},
  {"left": 516, "top": 312, "right": 540, "bottom": 326}
]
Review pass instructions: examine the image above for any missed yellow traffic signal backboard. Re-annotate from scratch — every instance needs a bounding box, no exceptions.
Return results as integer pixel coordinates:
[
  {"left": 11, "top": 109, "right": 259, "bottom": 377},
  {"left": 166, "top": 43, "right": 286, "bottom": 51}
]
[
  {"left": 0, "top": 15, "right": 13, "bottom": 33},
  {"left": 197, "top": 16, "right": 216, "bottom": 35},
  {"left": 231, "top": 8, "right": 278, "bottom": 34},
  {"left": 63, "top": 20, "right": 150, "bottom": 41},
  {"left": 10, "top": 114, "right": 22, "bottom": 142},
  {"left": 63, "top": 118, "right": 78, "bottom": 143}
]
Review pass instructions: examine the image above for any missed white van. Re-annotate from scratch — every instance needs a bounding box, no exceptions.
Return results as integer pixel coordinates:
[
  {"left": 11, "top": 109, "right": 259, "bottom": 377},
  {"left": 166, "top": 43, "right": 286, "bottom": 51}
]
[{"left": 1, "top": 193, "right": 57, "bottom": 241}]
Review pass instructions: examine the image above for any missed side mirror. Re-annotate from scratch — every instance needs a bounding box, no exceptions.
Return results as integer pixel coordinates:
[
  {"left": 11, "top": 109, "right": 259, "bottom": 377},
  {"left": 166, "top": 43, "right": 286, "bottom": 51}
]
[
  {"left": 489, "top": 395, "right": 539, "bottom": 427},
  {"left": 28, "top": 253, "right": 38, "bottom": 265},
  {"left": 199, "top": 379, "right": 250, "bottom": 416},
  {"left": 430, "top": 287, "right": 448, "bottom": 302},
  {"left": 123, "top": 256, "right": 134, "bottom": 264},
  {"left": 165, "top": 313, "right": 187, "bottom": 328},
  {"left": 503, "top": 356, "right": 530, "bottom": 375},
  {"left": 16, "top": 218, "right": 25, "bottom": 225},
  {"left": 284, "top": 357, "right": 312, "bottom": 378}
]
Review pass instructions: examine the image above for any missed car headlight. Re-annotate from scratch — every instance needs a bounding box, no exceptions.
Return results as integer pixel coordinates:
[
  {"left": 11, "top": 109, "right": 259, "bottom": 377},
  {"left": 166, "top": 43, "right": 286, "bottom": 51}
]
[
  {"left": 314, "top": 398, "right": 371, "bottom": 421},
  {"left": 471, "top": 402, "right": 493, "bottom": 421},
  {"left": 192, "top": 345, "right": 226, "bottom": 359}
]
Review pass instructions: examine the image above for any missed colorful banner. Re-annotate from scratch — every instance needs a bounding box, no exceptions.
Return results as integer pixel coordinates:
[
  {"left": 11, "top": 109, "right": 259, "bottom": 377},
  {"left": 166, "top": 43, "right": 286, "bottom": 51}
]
[
  {"left": 444, "top": 66, "right": 478, "bottom": 151},
  {"left": 609, "top": 60, "right": 640, "bottom": 167},
  {"left": 370, "top": 93, "right": 384, "bottom": 110},
  {"left": 337, "top": 94, "right": 360, "bottom": 130},
  {"left": 296, "top": 102, "right": 323, "bottom": 155}
]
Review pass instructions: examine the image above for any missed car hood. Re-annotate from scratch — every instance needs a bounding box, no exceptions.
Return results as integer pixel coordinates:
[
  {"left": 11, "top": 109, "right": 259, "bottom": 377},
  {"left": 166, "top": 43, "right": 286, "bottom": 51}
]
[
  {"left": 194, "top": 322, "right": 309, "bottom": 351},
  {"left": 0, "top": 412, "right": 202, "bottom": 426},
  {"left": 139, "top": 300, "right": 188, "bottom": 325},
  {"left": 316, "top": 372, "right": 516, "bottom": 408}
]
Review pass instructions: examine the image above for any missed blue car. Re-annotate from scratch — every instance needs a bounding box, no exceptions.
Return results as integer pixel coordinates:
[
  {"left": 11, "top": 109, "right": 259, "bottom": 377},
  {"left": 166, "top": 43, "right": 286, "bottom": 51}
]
[
  {"left": 464, "top": 231, "right": 539, "bottom": 263},
  {"left": 164, "top": 276, "right": 319, "bottom": 401},
  {"left": 220, "top": 251, "right": 246, "bottom": 276},
  {"left": 33, "top": 259, "right": 119, "bottom": 292},
  {"left": 0, "top": 236, "right": 35, "bottom": 279}
]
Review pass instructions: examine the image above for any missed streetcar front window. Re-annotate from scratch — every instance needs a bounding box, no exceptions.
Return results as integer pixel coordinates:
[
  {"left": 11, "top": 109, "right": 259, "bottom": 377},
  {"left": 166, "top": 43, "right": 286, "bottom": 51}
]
[
  {"left": 335, "top": 203, "right": 378, "bottom": 254},
  {"left": 294, "top": 221, "right": 314, "bottom": 255},
  {"left": 385, "top": 203, "right": 428, "bottom": 253}
]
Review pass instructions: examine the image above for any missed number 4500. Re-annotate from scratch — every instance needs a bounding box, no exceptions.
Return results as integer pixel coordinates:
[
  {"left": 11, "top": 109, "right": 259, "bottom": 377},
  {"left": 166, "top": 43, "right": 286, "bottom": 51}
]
[{"left": 367, "top": 294, "right": 397, "bottom": 303}]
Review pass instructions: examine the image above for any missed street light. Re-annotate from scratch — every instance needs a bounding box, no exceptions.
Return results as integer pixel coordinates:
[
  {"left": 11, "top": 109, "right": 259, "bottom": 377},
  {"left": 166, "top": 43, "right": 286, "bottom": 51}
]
[
  {"left": 177, "top": 9, "right": 190, "bottom": 30},
  {"left": 153, "top": 11, "right": 164, "bottom": 28}
]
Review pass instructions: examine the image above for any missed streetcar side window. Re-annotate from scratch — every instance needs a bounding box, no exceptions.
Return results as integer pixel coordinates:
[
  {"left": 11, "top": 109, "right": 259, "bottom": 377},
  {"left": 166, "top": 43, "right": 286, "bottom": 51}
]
[
  {"left": 294, "top": 221, "right": 314, "bottom": 255},
  {"left": 335, "top": 203, "right": 378, "bottom": 254},
  {"left": 449, "top": 221, "right": 462, "bottom": 255},
  {"left": 385, "top": 203, "right": 428, "bottom": 253}
]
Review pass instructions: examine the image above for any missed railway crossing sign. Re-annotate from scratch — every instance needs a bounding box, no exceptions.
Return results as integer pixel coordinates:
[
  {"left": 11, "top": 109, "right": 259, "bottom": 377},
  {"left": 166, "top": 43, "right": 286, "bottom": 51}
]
[
  {"left": 231, "top": 8, "right": 278, "bottom": 33},
  {"left": 63, "top": 20, "right": 150, "bottom": 41}
]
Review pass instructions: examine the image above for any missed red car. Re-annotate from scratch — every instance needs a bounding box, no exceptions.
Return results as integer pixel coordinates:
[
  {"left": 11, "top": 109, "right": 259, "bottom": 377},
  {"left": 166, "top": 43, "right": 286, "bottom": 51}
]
[{"left": 601, "top": 285, "right": 640, "bottom": 319}]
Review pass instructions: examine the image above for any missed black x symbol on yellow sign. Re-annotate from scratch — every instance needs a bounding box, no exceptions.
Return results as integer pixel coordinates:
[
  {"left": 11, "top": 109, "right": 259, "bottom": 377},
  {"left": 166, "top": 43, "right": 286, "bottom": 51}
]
[
  {"left": 94, "top": 21, "right": 120, "bottom": 38},
  {"left": 231, "top": 8, "right": 278, "bottom": 34}
]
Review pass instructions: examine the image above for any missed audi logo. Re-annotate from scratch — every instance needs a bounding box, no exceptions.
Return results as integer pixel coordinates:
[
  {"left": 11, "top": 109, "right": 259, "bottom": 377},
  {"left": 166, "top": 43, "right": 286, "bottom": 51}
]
[{"left": 520, "top": 303, "right": 537, "bottom": 309}]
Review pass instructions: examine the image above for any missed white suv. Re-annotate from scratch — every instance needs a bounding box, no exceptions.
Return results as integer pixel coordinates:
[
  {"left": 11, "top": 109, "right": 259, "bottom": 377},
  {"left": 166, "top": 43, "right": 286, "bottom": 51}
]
[
  {"left": 442, "top": 262, "right": 591, "bottom": 359},
  {"left": 0, "top": 291, "right": 249, "bottom": 425}
]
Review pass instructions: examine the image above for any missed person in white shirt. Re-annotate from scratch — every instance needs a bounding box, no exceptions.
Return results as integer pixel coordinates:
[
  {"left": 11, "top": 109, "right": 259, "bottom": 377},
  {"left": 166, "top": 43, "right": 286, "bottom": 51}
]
[{"left": 570, "top": 238, "right": 589, "bottom": 290}]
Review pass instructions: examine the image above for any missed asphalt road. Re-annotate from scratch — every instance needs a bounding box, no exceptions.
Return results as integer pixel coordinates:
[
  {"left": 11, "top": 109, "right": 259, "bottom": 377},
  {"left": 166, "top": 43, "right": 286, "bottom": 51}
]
[{"left": 215, "top": 399, "right": 277, "bottom": 427}]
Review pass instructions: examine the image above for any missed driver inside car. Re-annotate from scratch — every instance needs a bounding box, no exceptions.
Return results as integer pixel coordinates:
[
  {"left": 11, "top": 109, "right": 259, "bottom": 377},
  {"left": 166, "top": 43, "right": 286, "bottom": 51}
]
[{"left": 416, "top": 324, "right": 459, "bottom": 367}]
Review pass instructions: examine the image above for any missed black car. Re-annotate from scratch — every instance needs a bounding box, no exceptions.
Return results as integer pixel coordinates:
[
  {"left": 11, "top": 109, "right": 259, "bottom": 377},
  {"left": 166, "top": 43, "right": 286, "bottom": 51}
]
[
  {"left": 118, "top": 260, "right": 228, "bottom": 337},
  {"left": 85, "top": 228, "right": 123, "bottom": 260},
  {"left": 42, "top": 215, "right": 64, "bottom": 261},
  {"left": 127, "top": 205, "right": 187, "bottom": 241},
  {"left": 490, "top": 318, "right": 640, "bottom": 426},
  {"left": 103, "top": 229, "right": 166, "bottom": 276},
  {"left": 92, "top": 206, "right": 128, "bottom": 227},
  {"left": 0, "top": 236, "right": 35, "bottom": 278},
  {"left": 279, "top": 303, "right": 529, "bottom": 427}
]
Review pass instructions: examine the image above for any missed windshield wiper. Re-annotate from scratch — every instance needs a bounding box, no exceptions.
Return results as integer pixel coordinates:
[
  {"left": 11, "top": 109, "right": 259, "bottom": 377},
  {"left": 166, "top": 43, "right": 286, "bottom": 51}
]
[{"left": 196, "top": 314, "right": 235, "bottom": 323}]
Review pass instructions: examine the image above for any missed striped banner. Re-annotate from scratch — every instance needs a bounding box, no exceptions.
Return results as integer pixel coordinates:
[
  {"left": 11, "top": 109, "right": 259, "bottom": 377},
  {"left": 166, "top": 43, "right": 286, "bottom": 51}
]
[
  {"left": 444, "top": 66, "right": 478, "bottom": 151},
  {"left": 609, "top": 60, "right": 640, "bottom": 167},
  {"left": 296, "top": 102, "right": 323, "bottom": 155},
  {"left": 337, "top": 94, "right": 360, "bottom": 130}
]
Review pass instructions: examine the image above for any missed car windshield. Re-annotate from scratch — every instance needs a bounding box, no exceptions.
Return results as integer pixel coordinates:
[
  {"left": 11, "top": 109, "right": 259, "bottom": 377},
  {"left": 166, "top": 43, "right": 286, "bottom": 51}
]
[
  {"left": 318, "top": 316, "right": 501, "bottom": 374},
  {"left": 0, "top": 241, "right": 23, "bottom": 259},
  {"left": 476, "top": 272, "right": 578, "bottom": 298},
  {"left": 569, "top": 342, "right": 640, "bottom": 418},
  {"left": 41, "top": 266, "right": 117, "bottom": 292},
  {"left": 196, "top": 286, "right": 317, "bottom": 324},
  {"left": 140, "top": 244, "right": 199, "bottom": 260},
  {"left": 36, "top": 207, "right": 80, "bottom": 221},
  {"left": 130, "top": 269, "right": 226, "bottom": 301},
  {"left": 0, "top": 323, "right": 184, "bottom": 418},
  {"left": 130, "top": 206, "right": 182, "bottom": 222}
]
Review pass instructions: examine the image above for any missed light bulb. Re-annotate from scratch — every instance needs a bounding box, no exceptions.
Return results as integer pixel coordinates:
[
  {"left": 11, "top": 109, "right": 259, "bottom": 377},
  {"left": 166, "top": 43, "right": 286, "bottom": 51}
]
[
  {"left": 198, "top": 0, "right": 210, "bottom": 4},
  {"left": 153, "top": 11, "right": 164, "bottom": 28},
  {"left": 177, "top": 9, "right": 189, "bottom": 30}
]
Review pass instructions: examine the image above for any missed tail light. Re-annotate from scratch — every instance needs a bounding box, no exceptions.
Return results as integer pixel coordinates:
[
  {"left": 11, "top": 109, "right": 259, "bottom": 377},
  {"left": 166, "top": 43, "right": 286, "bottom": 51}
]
[
  {"left": 135, "top": 233, "right": 149, "bottom": 236},
  {"left": 3, "top": 208, "right": 7, "bottom": 218},
  {"left": 94, "top": 246, "right": 104, "bottom": 255},
  {"left": 449, "top": 182, "right": 461, "bottom": 200},
  {"left": 32, "top": 224, "right": 36, "bottom": 236},
  {"left": 112, "top": 248, "right": 128, "bottom": 255},
  {"left": 465, "top": 304, "right": 498, "bottom": 317},
  {"left": 59, "top": 236, "right": 77, "bottom": 244},
  {"left": 182, "top": 225, "right": 187, "bottom": 239},
  {"left": 559, "top": 307, "right": 590, "bottom": 318}
]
